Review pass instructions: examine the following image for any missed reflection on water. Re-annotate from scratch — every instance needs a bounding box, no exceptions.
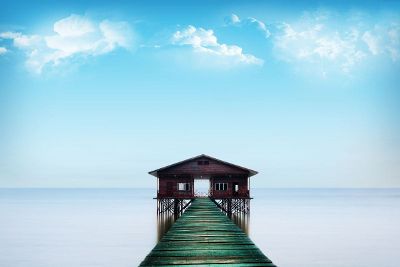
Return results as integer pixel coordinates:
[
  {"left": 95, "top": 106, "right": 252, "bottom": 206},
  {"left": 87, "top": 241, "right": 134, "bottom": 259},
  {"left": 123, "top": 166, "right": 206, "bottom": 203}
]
[
  {"left": 156, "top": 204, "right": 250, "bottom": 241},
  {"left": 231, "top": 213, "right": 250, "bottom": 235},
  {"left": 157, "top": 213, "right": 176, "bottom": 242}
]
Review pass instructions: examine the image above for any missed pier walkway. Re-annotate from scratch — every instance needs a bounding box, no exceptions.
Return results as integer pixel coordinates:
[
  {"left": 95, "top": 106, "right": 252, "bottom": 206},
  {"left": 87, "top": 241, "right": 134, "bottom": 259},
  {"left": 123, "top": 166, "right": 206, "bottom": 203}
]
[{"left": 140, "top": 198, "right": 276, "bottom": 266}]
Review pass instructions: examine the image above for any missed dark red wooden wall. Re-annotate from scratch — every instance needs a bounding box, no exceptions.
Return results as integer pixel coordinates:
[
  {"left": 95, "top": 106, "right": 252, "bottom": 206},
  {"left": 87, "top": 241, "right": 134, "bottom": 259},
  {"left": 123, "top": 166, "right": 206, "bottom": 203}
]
[{"left": 156, "top": 157, "right": 250, "bottom": 198}]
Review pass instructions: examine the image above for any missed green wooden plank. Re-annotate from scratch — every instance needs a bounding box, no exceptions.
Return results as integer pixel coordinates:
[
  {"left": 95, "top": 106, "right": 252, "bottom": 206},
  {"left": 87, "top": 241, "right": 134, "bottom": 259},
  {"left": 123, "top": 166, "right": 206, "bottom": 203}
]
[
  {"left": 140, "top": 257, "right": 272, "bottom": 265},
  {"left": 153, "top": 264, "right": 276, "bottom": 267},
  {"left": 148, "top": 250, "right": 267, "bottom": 258},
  {"left": 139, "top": 198, "right": 276, "bottom": 267},
  {"left": 149, "top": 245, "right": 265, "bottom": 252}
]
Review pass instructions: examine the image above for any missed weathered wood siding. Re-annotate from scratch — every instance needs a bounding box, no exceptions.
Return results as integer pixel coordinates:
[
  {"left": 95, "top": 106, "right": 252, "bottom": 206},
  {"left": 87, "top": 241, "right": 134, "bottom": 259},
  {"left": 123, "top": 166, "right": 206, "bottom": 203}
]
[
  {"left": 156, "top": 156, "right": 251, "bottom": 198},
  {"left": 158, "top": 177, "right": 194, "bottom": 198},
  {"left": 211, "top": 176, "right": 249, "bottom": 198},
  {"left": 158, "top": 157, "right": 249, "bottom": 176}
]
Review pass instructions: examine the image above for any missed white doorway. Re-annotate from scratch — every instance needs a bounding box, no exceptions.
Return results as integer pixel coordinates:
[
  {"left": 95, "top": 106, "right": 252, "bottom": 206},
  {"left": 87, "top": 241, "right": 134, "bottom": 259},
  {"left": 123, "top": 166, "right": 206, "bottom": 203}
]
[{"left": 194, "top": 179, "right": 210, "bottom": 197}]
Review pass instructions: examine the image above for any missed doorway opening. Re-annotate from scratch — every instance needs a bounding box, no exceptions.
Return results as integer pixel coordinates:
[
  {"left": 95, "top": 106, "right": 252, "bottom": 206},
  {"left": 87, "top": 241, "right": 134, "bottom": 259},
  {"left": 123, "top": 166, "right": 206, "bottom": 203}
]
[{"left": 194, "top": 179, "right": 210, "bottom": 197}]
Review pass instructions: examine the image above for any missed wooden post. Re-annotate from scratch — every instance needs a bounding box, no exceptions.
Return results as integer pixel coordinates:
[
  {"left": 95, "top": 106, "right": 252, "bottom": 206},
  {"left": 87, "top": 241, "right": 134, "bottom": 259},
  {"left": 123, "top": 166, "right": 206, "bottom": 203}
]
[{"left": 227, "top": 199, "right": 232, "bottom": 217}]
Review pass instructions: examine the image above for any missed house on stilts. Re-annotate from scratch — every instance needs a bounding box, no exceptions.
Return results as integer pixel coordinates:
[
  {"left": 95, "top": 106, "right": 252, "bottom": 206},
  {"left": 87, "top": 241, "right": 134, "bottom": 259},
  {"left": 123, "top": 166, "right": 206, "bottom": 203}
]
[{"left": 149, "top": 154, "right": 257, "bottom": 216}]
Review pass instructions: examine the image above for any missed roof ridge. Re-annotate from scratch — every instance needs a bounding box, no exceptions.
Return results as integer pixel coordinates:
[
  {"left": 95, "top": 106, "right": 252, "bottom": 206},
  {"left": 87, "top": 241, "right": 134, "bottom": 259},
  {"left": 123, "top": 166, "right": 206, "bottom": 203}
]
[{"left": 148, "top": 154, "right": 258, "bottom": 177}]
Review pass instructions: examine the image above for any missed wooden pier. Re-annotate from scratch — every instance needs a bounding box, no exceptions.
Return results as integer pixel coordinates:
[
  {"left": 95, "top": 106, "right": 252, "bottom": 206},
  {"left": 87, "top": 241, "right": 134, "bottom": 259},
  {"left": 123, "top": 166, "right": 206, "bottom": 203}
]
[{"left": 140, "top": 198, "right": 276, "bottom": 266}]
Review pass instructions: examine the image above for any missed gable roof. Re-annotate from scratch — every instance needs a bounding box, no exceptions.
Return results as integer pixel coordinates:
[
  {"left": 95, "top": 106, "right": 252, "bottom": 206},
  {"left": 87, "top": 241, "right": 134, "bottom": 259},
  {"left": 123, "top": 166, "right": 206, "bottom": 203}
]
[{"left": 148, "top": 154, "right": 258, "bottom": 177}]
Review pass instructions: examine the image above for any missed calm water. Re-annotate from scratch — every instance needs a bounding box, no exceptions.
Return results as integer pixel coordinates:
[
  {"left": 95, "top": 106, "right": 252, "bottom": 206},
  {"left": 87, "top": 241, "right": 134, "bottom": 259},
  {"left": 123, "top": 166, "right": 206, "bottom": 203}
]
[{"left": 0, "top": 188, "right": 399, "bottom": 267}]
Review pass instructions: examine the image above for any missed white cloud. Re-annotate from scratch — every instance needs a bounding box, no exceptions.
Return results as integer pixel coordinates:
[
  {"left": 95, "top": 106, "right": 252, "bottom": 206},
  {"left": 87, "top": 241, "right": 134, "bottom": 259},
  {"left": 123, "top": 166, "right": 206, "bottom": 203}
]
[
  {"left": 171, "top": 25, "right": 263, "bottom": 66},
  {"left": 53, "top": 14, "right": 95, "bottom": 37},
  {"left": 226, "top": 14, "right": 271, "bottom": 38},
  {"left": 99, "top": 20, "right": 132, "bottom": 50},
  {"left": 0, "top": 31, "right": 42, "bottom": 48},
  {"left": 229, "top": 14, "right": 241, "bottom": 24},
  {"left": 387, "top": 25, "right": 400, "bottom": 61},
  {"left": 173, "top": 25, "right": 218, "bottom": 47},
  {"left": 271, "top": 11, "right": 400, "bottom": 74},
  {"left": 0, "top": 32, "right": 19, "bottom": 39},
  {"left": 0, "top": 14, "right": 133, "bottom": 73},
  {"left": 0, "top": 47, "right": 7, "bottom": 54},
  {"left": 274, "top": 22, "right": 364, "bottom": 70},
  {"left": 362, "top": 31, "right": 381, "bottom": 55},
  {"left": 361, "top": 23, "right": 400, "bottom": 62}
]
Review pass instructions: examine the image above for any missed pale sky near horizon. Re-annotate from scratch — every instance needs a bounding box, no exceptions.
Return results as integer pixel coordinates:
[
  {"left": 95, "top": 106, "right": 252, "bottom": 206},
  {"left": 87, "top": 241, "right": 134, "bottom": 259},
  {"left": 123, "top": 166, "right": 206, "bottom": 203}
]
[{"left": 0, "top": 0, "right": 399, "bottom": 188}]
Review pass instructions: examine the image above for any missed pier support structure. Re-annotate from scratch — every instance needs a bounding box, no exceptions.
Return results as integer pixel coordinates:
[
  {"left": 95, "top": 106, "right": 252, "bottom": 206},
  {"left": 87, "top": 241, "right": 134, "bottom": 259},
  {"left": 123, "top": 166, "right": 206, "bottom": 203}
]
[
  {"left": 156, "top": 198, "right": 193, "bottom": 216},
  {"left": 157, "top": 197, "right": 250, "bottom": 216},
  {"left": 211, "top": 198, "right": 250, "bottom": 216}
]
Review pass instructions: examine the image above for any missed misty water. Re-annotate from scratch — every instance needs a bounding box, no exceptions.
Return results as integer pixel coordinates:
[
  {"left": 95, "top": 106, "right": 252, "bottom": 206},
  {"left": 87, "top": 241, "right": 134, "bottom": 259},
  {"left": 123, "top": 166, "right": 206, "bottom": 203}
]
[{"left": 0, "top": 188, "right": 399, "bottom": 267}]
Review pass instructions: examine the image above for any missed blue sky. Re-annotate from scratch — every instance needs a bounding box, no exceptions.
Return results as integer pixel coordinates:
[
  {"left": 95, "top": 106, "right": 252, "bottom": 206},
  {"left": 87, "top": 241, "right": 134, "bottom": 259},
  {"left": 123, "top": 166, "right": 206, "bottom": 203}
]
[{"left": 0, "top": 0, "right": 399, "bottom": 188}]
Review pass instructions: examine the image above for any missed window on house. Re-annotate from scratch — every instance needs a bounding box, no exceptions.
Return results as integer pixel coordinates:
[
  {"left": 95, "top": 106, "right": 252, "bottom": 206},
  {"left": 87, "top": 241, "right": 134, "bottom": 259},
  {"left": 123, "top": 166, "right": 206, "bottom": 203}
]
[
  {"left": 234, "top": 184, "right": 239, "bottom": 192},
  {"left": 178, "top": 182, "right": 191, "bottom": 191},
  {"left": 215, "top": 183, "right": 228, "bottom": 191},
  {"left": 197, "top": 160, "right": 209, "bottom": 165}
]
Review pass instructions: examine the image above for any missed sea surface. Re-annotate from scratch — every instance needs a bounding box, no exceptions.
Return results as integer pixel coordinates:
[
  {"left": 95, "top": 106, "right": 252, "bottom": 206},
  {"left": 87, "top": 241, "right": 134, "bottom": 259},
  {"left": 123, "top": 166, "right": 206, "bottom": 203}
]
[{"left": 0, "top": 188, "right": 399, "bottom": 267}]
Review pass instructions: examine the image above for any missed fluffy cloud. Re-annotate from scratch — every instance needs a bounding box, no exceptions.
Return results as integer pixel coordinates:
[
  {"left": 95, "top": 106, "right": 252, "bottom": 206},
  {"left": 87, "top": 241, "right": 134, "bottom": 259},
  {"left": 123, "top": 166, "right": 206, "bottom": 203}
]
[
  {"left": 362, "top": 23, "right": 400, "bottom": 61},
  {"left": 362, "top": 31, "right": 380, "bottom": 55},
  {"left": 53, "top": 14, "right": 95, "bottom": 37},
  {"left": 0, "top": 31, "right": 42, "bottom": 48},
  {"left": 226, "top": 14, "right": 271, "bottom": 38},
  {"left": 0, "top": 47, "right": 7, "bottom": 54},
  {"left": 0, "top": 14, "right": 133, "bottom": 73},
  {"left": 272, "top": 12, "right": 400, "bottom": 73},
  {"left": 274, "top": 22, "right": 367, "bottom": 72},
  {"left": 171, "top": 25, "right": 263, "bottom": 66}
]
